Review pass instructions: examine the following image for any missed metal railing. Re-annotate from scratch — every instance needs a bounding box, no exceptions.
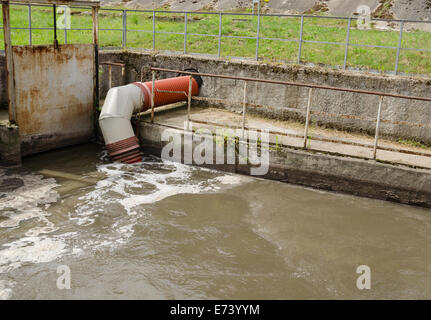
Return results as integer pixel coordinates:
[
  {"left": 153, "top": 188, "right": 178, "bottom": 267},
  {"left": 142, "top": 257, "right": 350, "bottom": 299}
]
[
  {"left": 143, "top": 67, "right": 431, "bottom": 167},
  {"left": 1, "top": 4, "right": 431, "bottom": 76}
]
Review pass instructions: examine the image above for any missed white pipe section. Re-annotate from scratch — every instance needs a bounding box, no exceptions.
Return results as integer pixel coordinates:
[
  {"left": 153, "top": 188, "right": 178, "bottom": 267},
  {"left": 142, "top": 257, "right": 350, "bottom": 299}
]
[{"left": 99, "top": 84, "right": 144, "bottom": 145}]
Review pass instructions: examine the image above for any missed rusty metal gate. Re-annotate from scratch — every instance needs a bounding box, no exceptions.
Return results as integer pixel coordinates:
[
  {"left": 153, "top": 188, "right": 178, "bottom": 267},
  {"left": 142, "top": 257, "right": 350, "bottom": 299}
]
[{"left": 1, "top": 0, "right": 99, "bottom": 157}]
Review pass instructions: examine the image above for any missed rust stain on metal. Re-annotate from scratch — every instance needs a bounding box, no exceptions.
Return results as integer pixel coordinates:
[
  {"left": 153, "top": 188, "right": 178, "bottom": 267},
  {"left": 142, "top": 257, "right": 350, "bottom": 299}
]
[{"left": 12, "top": 44, "right": 95, "bottom": 152}]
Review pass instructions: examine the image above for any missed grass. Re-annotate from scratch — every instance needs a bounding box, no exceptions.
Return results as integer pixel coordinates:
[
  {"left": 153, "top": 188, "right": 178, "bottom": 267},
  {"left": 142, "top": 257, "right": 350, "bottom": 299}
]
[
  {"left": 397, "top": 138, "right": 429, "bottom": 149},
  {"left": 1, "top": 5, "right": 431, "bottom": 75}
]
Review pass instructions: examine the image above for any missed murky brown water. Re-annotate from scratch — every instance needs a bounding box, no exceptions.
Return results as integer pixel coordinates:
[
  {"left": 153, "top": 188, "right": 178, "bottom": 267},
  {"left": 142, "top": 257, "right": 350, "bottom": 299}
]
[{"left": 0, "top": 143, "right": 430, "bottom": 299}]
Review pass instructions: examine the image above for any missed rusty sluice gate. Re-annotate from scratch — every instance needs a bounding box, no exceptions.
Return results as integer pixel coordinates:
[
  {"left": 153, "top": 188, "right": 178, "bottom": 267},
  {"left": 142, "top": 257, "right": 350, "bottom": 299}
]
[{"left": 99, "top": 72, "right": 202, "bottom": 164}]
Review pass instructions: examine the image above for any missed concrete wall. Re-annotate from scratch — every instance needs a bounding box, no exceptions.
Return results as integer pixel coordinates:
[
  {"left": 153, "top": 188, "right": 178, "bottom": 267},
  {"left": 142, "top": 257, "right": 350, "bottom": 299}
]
[
  {"left": 0, "top": 54, "right": 7, "bottom": 110},
  {"left": 0, "top": 121, "right": 21, "bottom": 167},
  {"left": 139, "top": 121, "right": 431, "bottom": 209},
  {"left": 99, "top": 51, "right": 431, "bottom": 145}
]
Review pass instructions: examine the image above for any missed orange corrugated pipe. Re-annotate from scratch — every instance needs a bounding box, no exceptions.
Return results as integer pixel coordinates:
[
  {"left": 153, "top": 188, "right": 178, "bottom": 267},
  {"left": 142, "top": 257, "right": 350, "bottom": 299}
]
[
  {"left": 100, "top": 70, "right": 202, "bottom": 164},
  {"left": 133, "top": 75, "right": 200, "bottom": 111}
]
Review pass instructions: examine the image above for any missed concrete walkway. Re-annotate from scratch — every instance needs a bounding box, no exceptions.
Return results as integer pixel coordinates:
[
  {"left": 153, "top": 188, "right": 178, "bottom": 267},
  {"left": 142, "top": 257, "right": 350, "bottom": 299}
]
[{"left": 142, "top": 105, "right": 431, "bottom": 170}]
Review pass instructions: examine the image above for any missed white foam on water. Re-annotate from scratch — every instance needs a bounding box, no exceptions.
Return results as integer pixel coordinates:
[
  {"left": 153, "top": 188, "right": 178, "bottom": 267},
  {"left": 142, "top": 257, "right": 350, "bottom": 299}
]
[
  {"left": 0, "top": 173, "right": 59, "bottom": 236},
  {"left": 73, "top": 160, "right": 217, "bottom": 220},
  {"left": 0, "top": 159, "right": 249, "bottom": 299},
  {"left": 210, "top": 174, "right": 253, "bottom": 186},
  {"left": 65, "top": 160, "right": 251, "bottom": 255},
  {"left": 0, "top": 280, "right": 14, "bottom": 300},
  {"left": 0, "top": 236, "right": 67, "bottom": 273}
]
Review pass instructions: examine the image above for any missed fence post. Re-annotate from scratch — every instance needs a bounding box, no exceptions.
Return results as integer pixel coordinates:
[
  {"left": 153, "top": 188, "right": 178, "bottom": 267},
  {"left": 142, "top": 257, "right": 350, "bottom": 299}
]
[
  {"left": 151, "top": 71, "right": 156, "bottom": 123},
  {"left": 122, "top": 10, "right": 127, "bottom": 48},
  {"left": 343, "top": 17, "right": 351, "bottom": 70},
  {"left": 373, "top": 96, "right": 384, "bottom": 159},
  {"left": 184, "top": 12, "right": 187, "bottom": 54},
  {"left": 394, "top": 20, "right": 404, "bottom": 75},
  {"left": 28, "top": 4, "right": 32, "bottom": 45},
  {"left": 255, "top": 4, "right": 261, "bottom": 61},
  {"left": 297, "top": 15, "right": 304, "bottom": 64},
  {"left": 64, "top": 6, "right": 67, "bottom": 44},
  {"left": 218, "top": 12, "right": 222, "bottom": 57},
  {"left": 108, "top": 65, "right": 112, "bottom": 89},
  {"left": 303, "top": 88, "right": 313, "bottom": 148},
  {"left": 152, "top": 11, "right": 156, "bottom": 50},
  {"left": 241, "top": 81, "right": 248, "bottom": 137},
  {"left": 187, "top": 76, "right": 192, "bottom": 121},
  {"left": 2, "top": 1, "right": 17, "bottom": 123}
]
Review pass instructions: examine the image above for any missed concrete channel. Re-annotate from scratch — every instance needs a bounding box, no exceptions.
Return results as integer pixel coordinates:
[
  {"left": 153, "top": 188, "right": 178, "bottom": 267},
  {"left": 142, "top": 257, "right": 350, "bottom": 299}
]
[
  {"left": 2, "top": 50, "right": 431, "bottom": 208},
  {"left": 97, "top": 51, "right": 431, "bottom": 209}
]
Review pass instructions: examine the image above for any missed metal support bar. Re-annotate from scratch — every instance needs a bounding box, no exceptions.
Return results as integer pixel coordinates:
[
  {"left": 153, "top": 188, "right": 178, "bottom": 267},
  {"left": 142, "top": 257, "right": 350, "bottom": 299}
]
[
  {"left": 255, "top": 1, "right": 261, "bottom": 61},
  {"left": 394, "top": 21, "right": 404, "bottom": 75},
  {"left": 241, "top": 81, "right": 248, "bottom": 137},
  {"left": 64, "top": 5, "right": 67, "bottom": 44},
  {"left": 187, "top": 76, "right": 192, "bottom": 121},
  {"left": 151, "top": 71, "right": 156, "bottom": 123},
  {"left": 152, "top": 11, "right": 156, "bottom": 50},
  {"left": 373, "top": 96, "right": 384, "bottom": 159},
  {"left": 303, "top": 88, "right": 313, "bottom": 148},
  {"left": 53, "top": 4, "right": 58, "bottom": 48},
  {"left": 2, "top": 1, "right": 16, "bottom": 123},
  {"left": 28, "top": 4, "right": 32, "bottom": 45},
  {"left": 122, "top": 10, "right": 127, "bottom": 48},
  {"left": 218, "top": 13, "right": 222, "bottom": 57},
  {"left": 150, "top": 67, "right": 431, "bottom": 102},
  {"left": 184, "top": 12, "right": 187, "bottom": 54},
  {"left": 108, "top": 65, "right": 112, "bottom": 89},
  {"left": 297, "top": 15, "right": 304, "bottom": 64},
  {"left": 92, "top": 6, "right": 99, "bottom": 114},
  {"left": 343, "top": 17, "right": 351, "bottom": 70}
]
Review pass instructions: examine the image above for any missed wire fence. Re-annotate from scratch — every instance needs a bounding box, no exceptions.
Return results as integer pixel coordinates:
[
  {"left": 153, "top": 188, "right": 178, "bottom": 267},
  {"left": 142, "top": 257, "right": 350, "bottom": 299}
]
[{"left": 1, "top": 4, "right": 431, "bottom": 76}]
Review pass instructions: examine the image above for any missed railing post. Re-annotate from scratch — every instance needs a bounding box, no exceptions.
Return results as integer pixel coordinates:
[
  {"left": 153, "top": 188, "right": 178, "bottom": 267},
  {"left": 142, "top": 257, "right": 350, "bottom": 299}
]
[
  {"left": 151, "top": 70, "right": 156, "bottom": 123},
  {"left": 2, "top": 1, "right": 16, "bottom": 123},
  {"left": 343, "top": 17, "right": 351, "bottom": 70},
  {"left": 187, "top": 76, "right": 192, "bottom": 121},
  {"left": 255, "top": 3, "right": 261, "bottom": 61},
  {"left": 373, "top": 96, "right": 384, "bottom": 159},
  {"left": 152, "top": 11, "right": 156, "bottom": 50},
  {"left": 122, "top": 10, "right": 127, "bottom": 48},
  {"left": 92, "top": 6, "right": 99, "bottom": 114},
  {"left": 297, "top": 15, "right": 304, "bottom": 64},
  {"left": 218, "top": 12, "right": 222, "bottom": 58},
  {"left": 303, "top": 88, "right": 313, "bottom": 148},
  {"left": 28, "top": 4, "right": 32, "bottom": 45},
  {"left": 184, "top": 12, "right": 187, "bottom": 54},
  {"left": 394, "top": 20, "right": 404, "bottom": 75},
  {"left": 64, "top": 6, "right": 67, "bottom": 44},
  {"left": 241, "top": 81, "right": 248, "bottom": 137},
  {"left": 108, "top": 65, "right": 112, "bottom": 89}
]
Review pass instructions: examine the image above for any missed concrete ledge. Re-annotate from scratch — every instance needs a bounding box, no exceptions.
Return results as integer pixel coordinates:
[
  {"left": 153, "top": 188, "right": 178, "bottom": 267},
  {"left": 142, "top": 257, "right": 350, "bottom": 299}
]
[
  {"left": 20, "top": 131, "right": 95, "bottom": 157},
  {"left": 139, "top": 121, "right": 431, "bottom": 209},
  {"left": 0, "top": 121, "right": 21, "bottom": 167}
]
